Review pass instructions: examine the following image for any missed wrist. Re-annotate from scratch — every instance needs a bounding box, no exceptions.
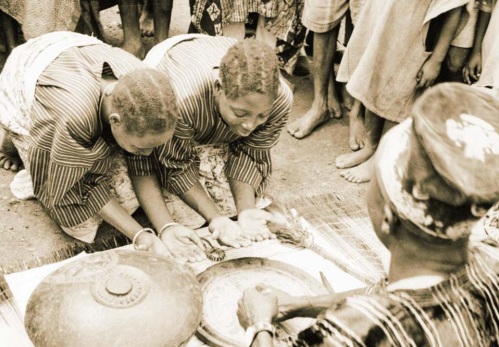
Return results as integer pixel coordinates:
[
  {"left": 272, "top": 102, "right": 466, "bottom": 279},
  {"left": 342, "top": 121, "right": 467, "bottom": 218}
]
[
  {"left": 132, "top": 228, "right": 156, "bottom": 250},
  {"left": 244, "top": 322, "right": 275, "bottom": 347},
  {"left": 158, "top": 222, "right": 180, "bottom": 238}
]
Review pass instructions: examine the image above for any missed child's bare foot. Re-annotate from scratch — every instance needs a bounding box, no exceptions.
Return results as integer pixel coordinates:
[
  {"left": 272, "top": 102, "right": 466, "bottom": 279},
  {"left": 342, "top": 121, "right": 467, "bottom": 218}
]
[
  {"left": 335, "top": 144, "right": 375, "bottom": 169},
  {"left": 139, "top": 6, "right": 154, "bottom": 37},
  {"left": 287, "top": 106, "right": 330, "bottom": 139},
  {"left": 348, "top": 102, "right": 366, "bottom": 151},
  {"left": 339, "top": 156, "right": 374, "bottom": 183},
  {"left": 328, "top": 77, "right": 342, "bottom": 119},
  {"left": 341, "top": 84, "right": 354, "bottom": 111},
  {"left": 0, "top": 129, "right": 22, "bottom": 171}
]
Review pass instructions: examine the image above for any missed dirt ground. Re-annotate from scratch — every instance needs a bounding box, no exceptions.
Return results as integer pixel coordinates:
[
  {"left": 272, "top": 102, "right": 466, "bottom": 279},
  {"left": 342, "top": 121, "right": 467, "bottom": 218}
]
[{"left": 0, "top": 0, "right": 363, "bottom": 272}]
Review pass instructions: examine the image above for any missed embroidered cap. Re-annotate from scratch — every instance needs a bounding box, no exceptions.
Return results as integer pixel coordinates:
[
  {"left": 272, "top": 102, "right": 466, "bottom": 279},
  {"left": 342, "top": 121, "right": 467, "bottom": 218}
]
[{"left": 375, "top": 83, "right": 499, "bottom": 241}]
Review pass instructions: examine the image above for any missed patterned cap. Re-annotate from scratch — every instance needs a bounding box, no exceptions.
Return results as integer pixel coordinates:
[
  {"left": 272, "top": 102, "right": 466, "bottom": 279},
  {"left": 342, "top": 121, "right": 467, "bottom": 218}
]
[{"left": 375, "top": 83, "right": 499, "bottom": 241}]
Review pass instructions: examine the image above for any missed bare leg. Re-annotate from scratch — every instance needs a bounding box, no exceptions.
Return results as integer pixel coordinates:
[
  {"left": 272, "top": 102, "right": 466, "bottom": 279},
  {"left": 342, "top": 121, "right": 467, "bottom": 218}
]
[
  {"left": 223, "top": 22, "right": 245, "bottom": 40},
  {"left": 287, "top": 26, "right": 340, "bottom": 139},
  {"left": 348, "top": 99, "right": 366, "bottom": 151},
  {"left": 139, "top": 0, "right": 154, "bottom": 37},
  {"left": 339, "top": 119, "right": 397, "bottom": 183},
  {"left": 255, "top": 15, "right": 276, "bottom": 48},
  {"left": 153, "top": 0, "right": 173, "bottom": 44},
  {"left": 0, "top": 128, "right": 22, "bottom": 171},
  {"left": 118, "top": 0, "right": 145, "bottom": 58},
  {"left": 328, "top": 68, "right": 342, "bottom": 119},
  {"left": 335, "top": 109, "right": 383, "bottom": 169}
]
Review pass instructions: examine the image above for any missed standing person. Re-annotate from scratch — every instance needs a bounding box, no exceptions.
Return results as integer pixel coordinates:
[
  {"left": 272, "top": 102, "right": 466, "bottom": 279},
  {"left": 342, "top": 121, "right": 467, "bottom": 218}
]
[
  {"left": 463, "top": 0, "right": 498, "bottom": 91},
  {"left": 287, "top": 0, "right": 368, "bottom": 139},
  {"left": 334, "top": 0, "right": 468, "bottom": 183},
  {"left": 0, "top": 31, "right": 203, "bottom": 259},
  {"left": 189, "top": 0, "right": 307, "bottom": 76},
  {"left": 237, "top": 83, "right": 499, "bottom": 346},
  {"left": 131, "top": 34, "right": 293, "bottom": 248}
]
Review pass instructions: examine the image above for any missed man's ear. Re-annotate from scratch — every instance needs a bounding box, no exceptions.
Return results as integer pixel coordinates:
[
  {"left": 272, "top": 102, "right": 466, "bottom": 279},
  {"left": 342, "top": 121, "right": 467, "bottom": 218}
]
[
  {"left": 381, "top": 204, "right": 398, "bottom": 235},
  {"left": 214, "top": 78, "right": 223, "bottom": 94},
  {"left": 109, "top": 112, "right": 122, "bottom": 125}
]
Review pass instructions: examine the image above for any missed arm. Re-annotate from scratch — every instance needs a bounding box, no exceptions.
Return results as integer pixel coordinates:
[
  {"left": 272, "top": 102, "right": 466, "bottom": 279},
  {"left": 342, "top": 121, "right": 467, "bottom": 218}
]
[
  {"left": 98, "top": 198, "right": 170, "bottom": 256},
  {"left": 417, "top": 7, "right": 463, "bottom": 88},
  {"left": 129, "top": 171, "right": 206, "bottom": 262},
  {"left": 464, "top": 10, "right": 492, "bottom": 84}
]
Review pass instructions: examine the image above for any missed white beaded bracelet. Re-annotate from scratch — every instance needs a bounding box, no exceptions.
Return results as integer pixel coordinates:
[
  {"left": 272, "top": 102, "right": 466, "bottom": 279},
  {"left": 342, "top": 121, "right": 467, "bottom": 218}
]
[
  {"left": 158, "top": 222, "right": 180, "bottom": 238},
  {"left": 132, "top": 228, "right": 156, "bottom": 250}
]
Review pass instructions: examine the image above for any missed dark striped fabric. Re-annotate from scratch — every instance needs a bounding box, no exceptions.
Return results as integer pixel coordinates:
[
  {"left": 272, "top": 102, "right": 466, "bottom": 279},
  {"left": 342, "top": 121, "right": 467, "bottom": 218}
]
[
  {"left": 25, "top": 44, "right": 145, "bottom": 227},
  {"left": 128, "top": 36, "right": 293, "bottom": 196},
  {"left": 293, "top": 242, "right": 499, "bottom": 347}
]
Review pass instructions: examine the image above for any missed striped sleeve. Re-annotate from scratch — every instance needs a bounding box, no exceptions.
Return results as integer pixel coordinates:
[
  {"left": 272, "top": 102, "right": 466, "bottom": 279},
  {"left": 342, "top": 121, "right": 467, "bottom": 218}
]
[
  {"left": 126, "top": 153, "right": 156, "bottom": 176},
  {"left": 155, "top": 135, "right": 201, "bottom": 195},
  {"left": 226, "top": 79, "right": 293, "bottom": 194},
  {"left": 29, "top": 86, "right": 114, "bottom": 227}
]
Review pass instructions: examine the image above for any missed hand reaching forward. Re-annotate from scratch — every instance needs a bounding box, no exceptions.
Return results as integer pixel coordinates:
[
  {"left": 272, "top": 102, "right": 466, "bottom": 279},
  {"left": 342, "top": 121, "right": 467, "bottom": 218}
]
[
  {"left": 237, "top": 287, "right": 278, "bottom": 329},
  {"left": 135, "top": 231, "right": 172, "bottom": 258},
  {"left": 238, "top": 209, "right": 278, "bottom": 242},
  {"left": 160, "top": 224, "right": 207, "bottom": 263},
  {"left": 209, "top": 216, "right": 252, "bottom": 248},
  {"left": 253, "top": 284, "right": 297, "bottom": 322}
]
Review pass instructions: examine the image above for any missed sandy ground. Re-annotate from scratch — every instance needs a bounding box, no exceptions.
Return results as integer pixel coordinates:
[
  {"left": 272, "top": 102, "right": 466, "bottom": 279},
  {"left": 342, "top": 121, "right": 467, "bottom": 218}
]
[{"left": 0, "top": 0, "right": 363, "bottom": 272}]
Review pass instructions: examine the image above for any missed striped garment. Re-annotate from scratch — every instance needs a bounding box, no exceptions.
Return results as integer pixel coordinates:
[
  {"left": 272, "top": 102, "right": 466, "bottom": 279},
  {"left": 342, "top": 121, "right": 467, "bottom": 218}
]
[
  {"left": 1, "top": 34, "right": 146, "bottom": 228},
  {"left": 128, "top": 35, "right": 293, "bottom": 196},
  {"left": 293, "top": 241, "right": 499, "bottom": 347}
]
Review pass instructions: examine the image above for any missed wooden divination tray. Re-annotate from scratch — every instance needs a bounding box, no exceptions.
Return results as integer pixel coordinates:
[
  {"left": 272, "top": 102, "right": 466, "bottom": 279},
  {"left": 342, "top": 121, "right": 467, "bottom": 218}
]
[{"left": 196, "top": 257, "right": 327, "bottom": 347}]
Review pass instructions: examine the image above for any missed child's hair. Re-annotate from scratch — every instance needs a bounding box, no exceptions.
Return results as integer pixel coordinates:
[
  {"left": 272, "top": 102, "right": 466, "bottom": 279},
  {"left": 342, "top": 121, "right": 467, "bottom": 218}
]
[
  {"left": 219, "top": 39, "right": 280, "bottom": 100},
  {"left": 112, "top": 68, "right": 178, "bottom": 137}
]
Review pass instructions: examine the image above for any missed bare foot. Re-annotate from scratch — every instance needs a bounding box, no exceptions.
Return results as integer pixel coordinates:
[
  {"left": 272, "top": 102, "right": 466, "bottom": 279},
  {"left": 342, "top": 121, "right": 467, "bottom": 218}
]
[
  {"left": 139, "top": 6, "right": 154, "bottom": 37},
  {"left": 335, "top": 144, "right": 375, "bottom": 169},
  {"left": 287, "top": 106, "right": 330, "bottom": 139},
  {"left": 341, "top": 84, "right": 354, "bottom": 112},
  {"left": 0, "top": 129, "right": 22, "bottom": 171},
  {"left": 328, "top": 78, "right": 342, "bottom": 119},
  {"left": 339, "top": 156, "right": 374, "bottom": 183},
  {"left": 122, "top": 40, "right": 146, "bottom": 59},
  {"left": 348, "top": 102, "right": 366, "bottom": 151}
]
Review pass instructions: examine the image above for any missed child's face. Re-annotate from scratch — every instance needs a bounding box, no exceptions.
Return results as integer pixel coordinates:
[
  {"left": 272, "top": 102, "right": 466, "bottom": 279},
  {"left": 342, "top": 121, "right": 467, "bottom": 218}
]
[
  {"left": 217, "top": 90, "right": 274, "bottom": 137},
  {"left": 112, "top": 122, "right": 173, "bottom": 156}
]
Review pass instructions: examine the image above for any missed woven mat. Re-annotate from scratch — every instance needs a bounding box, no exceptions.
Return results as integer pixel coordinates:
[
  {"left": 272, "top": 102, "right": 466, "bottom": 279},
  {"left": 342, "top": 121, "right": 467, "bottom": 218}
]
[{"left": 282, "top": 190, "right": 389, "bottom": 285}]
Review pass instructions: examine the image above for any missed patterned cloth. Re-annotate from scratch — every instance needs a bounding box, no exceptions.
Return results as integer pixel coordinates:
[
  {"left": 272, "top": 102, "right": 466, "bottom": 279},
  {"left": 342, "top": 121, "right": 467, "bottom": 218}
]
[
  {"left": 292, "top": 241, "right": 499, "bottom": 347},
  {"left": 189, "top": 0, "right": 306, "bottom": 74},
  {"left": 134, "top": 35, "right": 293, "bottom": 197}
]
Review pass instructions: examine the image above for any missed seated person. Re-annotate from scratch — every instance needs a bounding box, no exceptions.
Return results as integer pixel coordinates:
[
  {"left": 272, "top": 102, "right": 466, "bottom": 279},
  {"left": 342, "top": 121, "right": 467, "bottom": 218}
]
[
  {"left": 129, "top": 34, "right": 293, "bottom": 251},
  {"left": 237, "top": 83, "right": 499, "bottom": 346},
  {"left": 0, "top": 31, "right": 202, "bottom": 258}
]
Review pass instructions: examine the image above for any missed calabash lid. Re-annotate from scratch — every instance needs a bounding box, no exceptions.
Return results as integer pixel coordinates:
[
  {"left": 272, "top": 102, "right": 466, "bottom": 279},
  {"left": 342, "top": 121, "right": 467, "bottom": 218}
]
[{"left": 25, "top": 250, "right": 203, "bottom": 347}]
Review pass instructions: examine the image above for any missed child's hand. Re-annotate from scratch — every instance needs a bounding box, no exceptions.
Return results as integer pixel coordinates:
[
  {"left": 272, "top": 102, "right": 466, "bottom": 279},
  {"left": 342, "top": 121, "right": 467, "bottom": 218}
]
[
  {"left": 416, "top": 59, "right": 441, "bottom": 89},
  {"left": 463, "top": 52, "right": 482, "bottom": 85}
]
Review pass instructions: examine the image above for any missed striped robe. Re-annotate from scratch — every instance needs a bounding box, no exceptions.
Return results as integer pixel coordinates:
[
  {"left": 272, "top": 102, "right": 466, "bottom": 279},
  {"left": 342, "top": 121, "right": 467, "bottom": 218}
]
[
  {"left": 0, "top": 32, "right": 146, "bottom": 229},
  {"left": 293, "top": 241, "right": 499, "bottom": 347},
  {"left": 129, "top": 35, "right": 293, "bottom": 197}
]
